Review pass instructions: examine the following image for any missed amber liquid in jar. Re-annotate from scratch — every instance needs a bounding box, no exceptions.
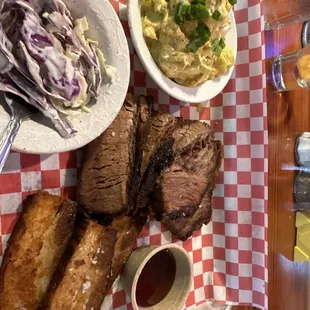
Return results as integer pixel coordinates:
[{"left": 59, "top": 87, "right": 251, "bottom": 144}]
[
  {"left": 135, "top": 250, "right": 176, "bottom": 307},
  {"left": 264, "top": 0, "right": 310, "bottom": 29}
]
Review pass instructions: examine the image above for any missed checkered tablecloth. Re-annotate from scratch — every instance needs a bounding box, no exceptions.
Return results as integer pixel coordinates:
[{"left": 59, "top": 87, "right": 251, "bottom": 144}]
[{"left": 0, "top": 0, "right": 268, "bottom": 309}]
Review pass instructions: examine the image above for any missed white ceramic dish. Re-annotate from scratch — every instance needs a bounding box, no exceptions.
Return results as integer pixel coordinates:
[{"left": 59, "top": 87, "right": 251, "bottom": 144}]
[
  {"left": 0, "top": 0, "right": 130, "bottom": 154},
  {"left": 128, "top": 2, "right": 237, "bottom": 103}
]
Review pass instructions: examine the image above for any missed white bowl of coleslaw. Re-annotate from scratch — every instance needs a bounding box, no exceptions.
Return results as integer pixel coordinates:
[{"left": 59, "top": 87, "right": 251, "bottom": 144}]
[{"left": 0, "top": 0, "right": 130, "bottom": 153}]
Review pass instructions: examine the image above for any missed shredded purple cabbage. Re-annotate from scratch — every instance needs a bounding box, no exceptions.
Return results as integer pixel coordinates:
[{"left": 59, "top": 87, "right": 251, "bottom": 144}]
[{"left": 0, "top": 0, "right": 104, "bottom": 138}]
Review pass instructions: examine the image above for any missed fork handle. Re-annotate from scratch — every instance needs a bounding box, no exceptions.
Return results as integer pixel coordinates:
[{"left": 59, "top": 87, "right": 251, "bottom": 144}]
[{"left": 0, "top": 116, "right": 22, "bottom": 173}]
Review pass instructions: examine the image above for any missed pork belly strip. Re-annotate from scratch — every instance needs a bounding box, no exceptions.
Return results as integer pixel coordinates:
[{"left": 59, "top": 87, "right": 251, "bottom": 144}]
[
  {"left": 0, "top": 191, "right": 77, "bottom": 310},
  {"left": 162, "top": 140, "right": 223, "bottom": 240},
  {"left": 41, "top": 220, "right": 116, "bottom": 310}
]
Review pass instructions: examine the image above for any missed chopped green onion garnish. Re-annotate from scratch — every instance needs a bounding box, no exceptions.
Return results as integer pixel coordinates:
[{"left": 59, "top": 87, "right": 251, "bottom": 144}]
[
  {"left": 175, "top": 3, "right": 191, "bottom": 24},
  {"left": 228, "top": 0, "right": 237, "bottom": 5},
  {"left": 212, "top": 9, "right": 221, "bottom": 20},
  {"left": 191, "top": 0, "right": 206, "bottom": 5},
  {"left": 189, "top": 4, "right": 209, "bottom": 20},
  {"left": 186, "top": 37, "right": 207, "bottom": 53},
  {"left": 211, "top": 38, "right": 225, "bottom": 56},
  {"left": 187, "top": 24, "right": 210, "bottom": 53},
  {"left": 219, "top": 38, "right": 226, "bottom": 49},
  {"left": 196, "top": 23, "right": 211, "bottom": 37},
  {"left": 175, "top": 2, "right": 182, "bottom": 24}
]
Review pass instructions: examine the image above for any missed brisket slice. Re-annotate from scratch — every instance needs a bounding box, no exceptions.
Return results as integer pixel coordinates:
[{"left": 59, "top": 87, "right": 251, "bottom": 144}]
[
  {"left": 78, "top": 94, "right": 139, "bottom": 214},
  {"left": 137, "top": 114, "right": 212, "bottom": 213},
  {"left": 141, "top": 112, "right": 176, "bottom": 174},
  {"left": 162, "top": 140, "right": 222, "bottom": 240},
  {"left": 149, "top": 117, "right": 215, "bottom": 219},
  {"left": 151, "top": 131, "right": 222, "bottom": 227}
]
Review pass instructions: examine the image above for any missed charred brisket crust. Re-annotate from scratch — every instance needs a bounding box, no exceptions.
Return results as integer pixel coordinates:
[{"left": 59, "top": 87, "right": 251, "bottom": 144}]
[
  {"left": 140, "top": 112, "right": 177, "bottom": 174},
  {"left": 78, "top": 94, "right": 139, "bottom": 215},
  {"left": 151, "top": 131, "right": 216, "bottom": 220},
  {"left": 136, "top": 137, "right": 175, "bottom": 212},
  {"left": 162, "top": 140, "right": 223, "bottom": 240},
  {"left": 129, "top": 96, "right": 154, "bottom": 214},
  {"left": 163, "top": 186, "right": 214, "bottom": 241}
]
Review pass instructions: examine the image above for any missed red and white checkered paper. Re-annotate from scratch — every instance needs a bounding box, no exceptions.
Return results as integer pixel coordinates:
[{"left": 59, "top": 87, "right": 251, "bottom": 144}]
[{"left": 0, "top": 0, "right": 268, "bottom": 309}]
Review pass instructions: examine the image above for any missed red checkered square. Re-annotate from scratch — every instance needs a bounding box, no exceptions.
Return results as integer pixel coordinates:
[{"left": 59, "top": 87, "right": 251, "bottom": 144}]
[
  {"left": 1, "top": 213, "right": 19, "bottom": 235},
  {"left": 240, "top": 277, "right": 252, "bottom": 290},
  {"left": 238, "top": 36, "right": 249, "bottom": 51},
  {"left": 214, "top": 272, "right": 226, "bottom": 286},
  {"left": 211, "top": 93, "right": 223, "bottom": 107},
  {"left": 238, "top": 172, "right": 251, "bottom": 184},
  {"left": 224, "top": 159, "right": 237, "bottom": 171},
  {"left": 227, "top": 287, "right": 239, "bottom": 302},
  {"left": 202, "top": 259, "right": 213, "bottom": 273},
  {"left": 253, "top": 264, "right": 265, "bottom": 278},
  {"left": 225, "top": 236, "right": 238, "bottom": 249},
  {"left": 224, "top": 79, "right": 236, "bottom": 92},
  {"left": 60, "top": 186, "right": 77, "bottom": 201},
  {"left": 223, "top": 106, "right": 237, "bottom": 119},
  {"left": 226, "top": 262, "right": 239, "bottom": 276},
  {"left": 214, "top": 247, "right": 225, "bottom": 260},
  {"left": 0, "top": 173, "right": 21, "bottom": 194},
  {"left": 239, "top": 251, "right": 252, "bottom": 264},
  {"left": 236, "top": 91, "right": 250, "bottom": 105},
  {"left": 185, "top": 291, "right": 195, "bottom": 308},
  {"left": 149, "top": 233, "right": 161, "bottom": 245},
  {"left": 225, "top": 211, "right": 238, "bottom": 223},
  {"left": 249, "top": 47, "right": 262, "bottom": 62},
  {"left": 20, "top": 154, "right": 40, "bottom": 172},
  {"left": 59, "top": 152, "right": 77, "bottom": 169},
  {"left": 180, "top": 106, "right": 190, "bottom": 119},
  {"left": 236, "top": 64, "right": 250, "bottom": 78},
  {"left": 41, "top": 170, "right": 61, "bottom": 189},
  {"left": 248, "top": 18, "right": 262, "bottom": 35},
  {"left": 234, "top": 8, "right": 249, "bottom": 23},
  {"left": 113, "top": 290, "right": 127, "bottom": 309},
  {"left": 183, "top": 239, "right": 193, "bottom": 252},
  {"left": 237, "top": 118, "right": 250, "bottom": 132},
  {"left": 239, "top": 224, "right": 252, "bottom": 238},
  {"left": 134, "top": 71, "right": 146, "bottom": 87},
  {"left": 223, "top": 132, "right": 237, "bottom": 145},
  {"left": 224, "top": 185, "right": 238, "bottom": 197},
  {"left": 194, "top": 274, "right": 204, "bottom": 288}
]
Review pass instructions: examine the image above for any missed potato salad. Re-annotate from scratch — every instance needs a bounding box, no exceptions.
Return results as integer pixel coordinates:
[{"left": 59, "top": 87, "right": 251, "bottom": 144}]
[{"left": 141, "top": 0, "right": 236, "bottom": 87}]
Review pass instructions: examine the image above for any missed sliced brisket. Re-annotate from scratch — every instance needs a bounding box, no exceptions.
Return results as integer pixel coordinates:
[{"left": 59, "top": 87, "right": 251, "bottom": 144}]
[
  {"left": 149, "top": 115, "right": 219, "bottom": 220},
  {"left": 162, "top": 140, "right": 222, "bottom": 240},
  {"left": 78, "top": 94, "right": 139, "bottom": 214}
]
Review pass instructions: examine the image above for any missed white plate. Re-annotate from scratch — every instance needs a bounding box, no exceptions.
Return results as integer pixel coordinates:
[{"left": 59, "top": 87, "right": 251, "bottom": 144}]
[
  {"left": 0, "top": 0, "right": 130, "bottom": 154},
  {"left": 128, "top": 1, "right": 237, "bottom": 103}
]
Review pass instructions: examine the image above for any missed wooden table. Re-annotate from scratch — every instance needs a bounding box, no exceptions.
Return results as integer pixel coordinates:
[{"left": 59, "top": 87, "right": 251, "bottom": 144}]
[
  {"left": 232, "top": 19, "right": 310, "bottom": 310},
  {"left": 266, "top": 23, "right": 310, "bottom": 309}
]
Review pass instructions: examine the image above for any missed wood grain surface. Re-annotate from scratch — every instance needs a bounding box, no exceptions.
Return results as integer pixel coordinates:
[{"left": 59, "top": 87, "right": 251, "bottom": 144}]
[
  {"left": 231, "top": 21, "right": 310, "bottom": 310},
  {"left": 266, "top": 23, "right": 310, "bottom": 310}
]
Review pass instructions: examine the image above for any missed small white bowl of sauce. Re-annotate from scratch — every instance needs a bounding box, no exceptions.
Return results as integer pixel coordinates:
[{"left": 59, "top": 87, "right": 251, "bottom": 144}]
[{"left": 121, "top": 244, "right": 193, "bottom": 310}]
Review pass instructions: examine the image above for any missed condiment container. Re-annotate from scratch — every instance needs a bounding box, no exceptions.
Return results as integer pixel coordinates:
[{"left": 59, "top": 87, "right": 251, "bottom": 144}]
[{"left": 121, "top": 244, "right": 192, "bottom": 310}]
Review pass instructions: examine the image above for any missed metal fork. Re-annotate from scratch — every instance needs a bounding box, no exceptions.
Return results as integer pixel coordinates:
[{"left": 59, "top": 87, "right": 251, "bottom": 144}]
[{"left": 0, "top": 93, "right": 37, "bottom": 173}]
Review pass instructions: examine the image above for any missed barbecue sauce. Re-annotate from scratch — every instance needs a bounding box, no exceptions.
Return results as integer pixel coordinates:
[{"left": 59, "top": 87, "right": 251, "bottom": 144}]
[{"left": 136, "top": 250, "right": 176, "bottom": 307}]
